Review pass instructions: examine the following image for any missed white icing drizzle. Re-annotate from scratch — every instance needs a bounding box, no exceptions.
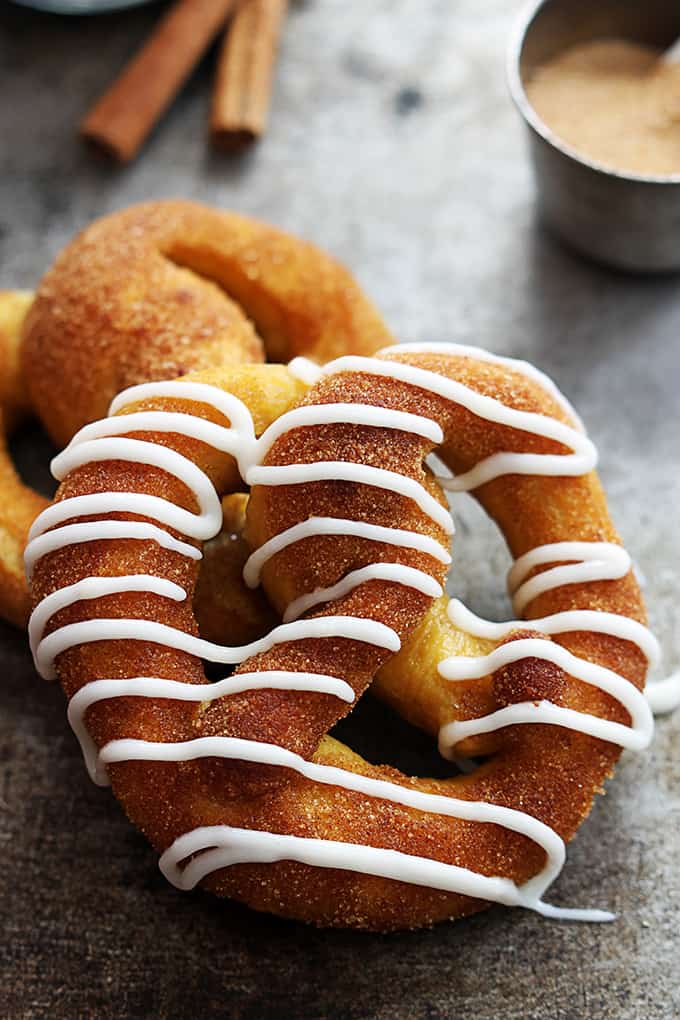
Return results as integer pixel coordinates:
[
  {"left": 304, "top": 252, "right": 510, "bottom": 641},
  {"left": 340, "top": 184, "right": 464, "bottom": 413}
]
[
  {"left": 438, "top": 540, "right": 656, "bottom": 755},
  {"left": 157, "top": 826, "right": 612, "bottom": 921},
  {"left": 25, "top": 520, "right": 201, "bottom": 580},
  {"left": 35, "top": 614, "right": 400, "bottom": 684},
  {"left": 286, "top": 356, "right": 323, "bottom": 386},
  {"left": 508, "top": 541, "right": 632, "bottom": 615},
  {"left": 69, "top": 672, "right": 355, "bottom": 786},
  {"left": 55, "top": 411, "right": 247, "bottom": 462},
  {"left": 320, "top": 354, "right": 598, "bottom": 491},
  {"left": 108, "top": 381, "right": 257, "bottom": 442},
  {"left": 101, "top": 733, "right": 609, "bottom": 920},
  {"left": 28, "top": 574, "right": 188, "bottom": 660},
  {"left": 447, "top": 599, "right": 660, "bottom": 665},
  {"left": 254, "top": 403, "right": 444, "bottom": 461},
  {"left": 284, "top": 564, "right": 443, "bottom": 623},
  {"left": 645, "top": 672, "right": 680, "bottom": 715},
  {"left": 248, "top": 461, "right": 454, "bottom": 534},
  {"left": 106, "top": 382, "right": 453, "bottom": 538},
  {"left": 47, "top": 437, "right": 223, "bottom": 536},
  {"left": 380, "top": 342, "right": 587, "bottom": 430},
  {"left": 243, "top": 516, "right": 452, "bottom": 589},
  {"left": 439, "top": 637, "right": 654, "bottom": 754},
  {"left": 26, "top": 349, "right": 659, "bottom": 922}
]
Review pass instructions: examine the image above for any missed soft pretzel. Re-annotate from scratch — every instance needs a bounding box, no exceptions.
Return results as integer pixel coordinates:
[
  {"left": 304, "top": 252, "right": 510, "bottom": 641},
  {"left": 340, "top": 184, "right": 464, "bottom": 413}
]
[
  {"left": 2, "top": 200, "right": 391, "bottom": 629},
  {"left": 22, "top": 199, "right": 393, "bottom": 447},
  {"left": 27, "top": 345, "right": 656, "bottom": 931},
  {"left": 0, "top": 291, "right": 49, "bottom": 626}
]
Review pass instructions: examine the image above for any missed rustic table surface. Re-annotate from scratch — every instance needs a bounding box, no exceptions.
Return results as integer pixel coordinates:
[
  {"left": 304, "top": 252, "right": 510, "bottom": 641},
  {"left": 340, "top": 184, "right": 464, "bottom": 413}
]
[{"left": 1, "top": 2, "right": 678, "bottom": 1018}]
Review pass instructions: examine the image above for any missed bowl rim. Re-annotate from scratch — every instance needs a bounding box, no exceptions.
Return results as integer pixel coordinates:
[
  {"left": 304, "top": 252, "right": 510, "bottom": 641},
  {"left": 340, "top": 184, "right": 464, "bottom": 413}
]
[
  {"left": 9, "top": 0, "right": 157, "bottom": 14},
  {"left": 506, "top": 0, "right": 680, "bottom": 185}
]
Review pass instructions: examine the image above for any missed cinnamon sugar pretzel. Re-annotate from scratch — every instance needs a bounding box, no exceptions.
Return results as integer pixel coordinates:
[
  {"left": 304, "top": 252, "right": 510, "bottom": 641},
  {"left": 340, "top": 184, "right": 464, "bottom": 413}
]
[
  {"left": 27, "top": 344, "right": 658, "bottom": 931},
  {"left": 0, "top": 200, "right": 389, "bottom": 629},
  {"left": 22, "top": 200, "right": 392, "bottom": 447}
]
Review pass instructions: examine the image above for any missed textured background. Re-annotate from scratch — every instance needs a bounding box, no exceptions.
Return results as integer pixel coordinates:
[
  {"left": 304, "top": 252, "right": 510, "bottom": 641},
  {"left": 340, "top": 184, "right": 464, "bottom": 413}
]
[{"left": 1, "top": 1, "right": 679, "bottom": 1017}]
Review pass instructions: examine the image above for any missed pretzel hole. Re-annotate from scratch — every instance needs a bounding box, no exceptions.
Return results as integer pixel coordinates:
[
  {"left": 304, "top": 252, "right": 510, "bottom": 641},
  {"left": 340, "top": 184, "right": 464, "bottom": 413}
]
[
  {"left": 9, "top": 419, "right": 57, "bottom": 500},
  {"left": 331, "top": 696, "right": 463, "bottom": 779},
  {"left": 445, "top": 490, "right": 513, "bottom": 620}
]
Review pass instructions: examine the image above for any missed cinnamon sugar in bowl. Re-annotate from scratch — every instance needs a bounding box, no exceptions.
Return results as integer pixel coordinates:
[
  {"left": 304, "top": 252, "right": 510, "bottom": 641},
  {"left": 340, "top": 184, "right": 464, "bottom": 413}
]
[{"left": 508, "top": 0, "right": 680, "bottom": 272}]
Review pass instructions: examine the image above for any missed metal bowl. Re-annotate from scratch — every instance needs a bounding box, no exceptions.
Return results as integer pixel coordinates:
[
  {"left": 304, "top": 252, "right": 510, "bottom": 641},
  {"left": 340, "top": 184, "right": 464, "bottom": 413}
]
[
  {"left": 508, "top": 0, "right": 680, "bottom": 273},
  {"left": 10, "top": 0, "right": 157, "bottom": 13}
]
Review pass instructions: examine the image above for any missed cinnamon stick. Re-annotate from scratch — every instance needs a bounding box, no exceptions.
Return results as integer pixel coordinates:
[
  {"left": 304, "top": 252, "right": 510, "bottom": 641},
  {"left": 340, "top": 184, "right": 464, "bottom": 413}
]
[
  {"left": 81, "top": 0, "right": 238, "bottom": 163},
  {"left": 210, "top": 0, "right": 288, "bottom": 148}
]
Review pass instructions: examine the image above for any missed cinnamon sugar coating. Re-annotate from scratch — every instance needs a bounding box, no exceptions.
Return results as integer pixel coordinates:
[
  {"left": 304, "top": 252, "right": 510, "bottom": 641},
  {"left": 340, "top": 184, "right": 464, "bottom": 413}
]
[
  {"left": 30, "top": 352, "right": 647, "bottom": 931},
  {"left": 21, "top": 199, "right": 393, "bottom": 447}
]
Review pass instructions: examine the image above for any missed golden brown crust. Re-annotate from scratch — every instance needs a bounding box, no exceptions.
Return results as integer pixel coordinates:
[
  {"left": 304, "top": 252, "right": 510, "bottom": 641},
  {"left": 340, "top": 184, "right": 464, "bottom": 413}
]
[
  {"left": 0, "top": 291, "right": 48, "bottom": 626},
  {"left": 30, "top": 352, "right": 648, "bottom": 931},
  {"left": 21, "top": 199, "right": 393, "bottom": 447},
  {"left": 194, "top": 493, "right": 277, "bottom": 646},
  {"left": 0, "top": 290, "right": 33, "bottom": 427}
]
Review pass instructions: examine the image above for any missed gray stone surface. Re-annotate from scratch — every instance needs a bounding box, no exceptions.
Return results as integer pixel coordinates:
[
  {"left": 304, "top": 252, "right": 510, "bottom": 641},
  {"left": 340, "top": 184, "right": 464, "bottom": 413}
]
[{"left": 1, "top": 1, "right": 678, "bottom": 1018}]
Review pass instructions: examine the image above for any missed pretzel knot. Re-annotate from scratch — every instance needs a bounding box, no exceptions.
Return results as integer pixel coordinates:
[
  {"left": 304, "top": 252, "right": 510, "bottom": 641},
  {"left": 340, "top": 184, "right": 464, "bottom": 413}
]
[
  {"left": 0, "top": 199, "right": 390, "bottom": 629},
  {"left": 27, "top": 345, "right": 656, "bottom": 932}
]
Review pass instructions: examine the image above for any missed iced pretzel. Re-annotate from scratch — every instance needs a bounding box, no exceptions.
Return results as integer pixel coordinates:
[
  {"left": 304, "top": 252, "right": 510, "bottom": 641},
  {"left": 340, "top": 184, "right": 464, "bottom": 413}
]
[{"left": 27, "top": 345, "right": 655, "bottom": 930}]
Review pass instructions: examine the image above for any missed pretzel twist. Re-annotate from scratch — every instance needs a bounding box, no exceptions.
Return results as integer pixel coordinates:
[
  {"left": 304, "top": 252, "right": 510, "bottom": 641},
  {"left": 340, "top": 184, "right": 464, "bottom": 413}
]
[
  {"left": 1, "top": 199, "right": 390, "bottom": 628},
  {"left": 27, "top": 346, "right": 655, "bottom": 931},
  {"left": 22, "top": 199, "right": 393, "bottom": 447}
]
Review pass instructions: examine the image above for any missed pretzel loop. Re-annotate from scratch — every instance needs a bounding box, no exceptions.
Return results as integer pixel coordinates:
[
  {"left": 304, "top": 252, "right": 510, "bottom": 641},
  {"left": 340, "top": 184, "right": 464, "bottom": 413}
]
[{"left": 1, "top": 199, "right": 390, "bottom": 628}]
